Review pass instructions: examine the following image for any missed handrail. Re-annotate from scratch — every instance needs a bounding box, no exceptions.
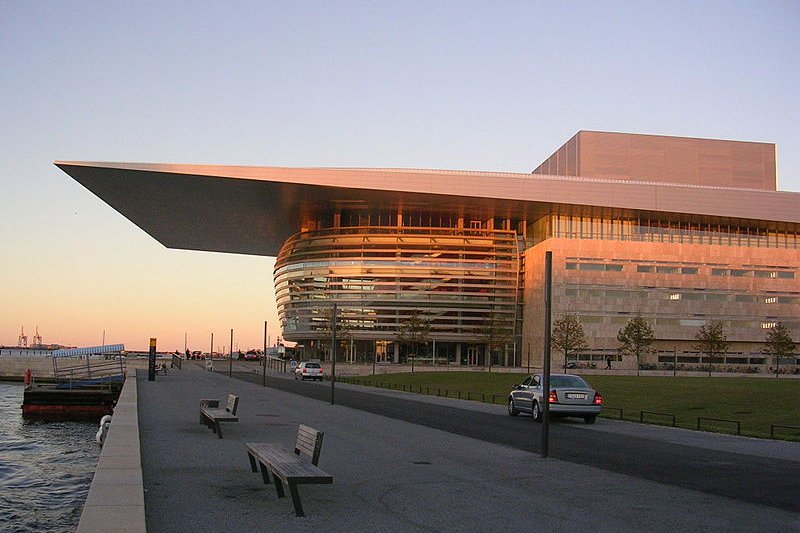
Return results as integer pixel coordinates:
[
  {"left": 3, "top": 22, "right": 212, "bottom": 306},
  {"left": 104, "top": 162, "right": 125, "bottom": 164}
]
[
  {"left": 264, "top": 355, "right": 287, "bottom": 373},
  {"left": 53, "top": 357, "right": 126, "bottom": 388},
  {"left": 640, "top": 410, "right": 676, "bottom": 427},
  {"left": 770, "top": 424, "right": 800, "bottom": 439},
  {"left": 697, "top": 416, "right": 741, "bottom": 435}
]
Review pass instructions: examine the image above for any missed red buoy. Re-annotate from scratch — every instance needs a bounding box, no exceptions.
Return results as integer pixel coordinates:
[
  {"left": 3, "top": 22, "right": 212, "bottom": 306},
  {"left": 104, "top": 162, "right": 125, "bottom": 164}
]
[{"left": 24, "top": 368, "right": 32, "bottom": 385}]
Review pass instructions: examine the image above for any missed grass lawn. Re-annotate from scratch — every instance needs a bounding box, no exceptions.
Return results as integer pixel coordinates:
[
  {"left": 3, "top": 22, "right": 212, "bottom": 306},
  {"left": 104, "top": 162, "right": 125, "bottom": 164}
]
[{"left": 337, "top": 371, "right": 800, "bottom": 440}]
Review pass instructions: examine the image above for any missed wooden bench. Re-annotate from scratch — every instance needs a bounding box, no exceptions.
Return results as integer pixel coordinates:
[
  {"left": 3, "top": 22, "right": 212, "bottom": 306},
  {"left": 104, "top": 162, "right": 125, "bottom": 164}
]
[
  {"left": 199, "top": 394, "right": 239, "bottom": 439},
  {"left": 246, "top": 424, "right": 333, "bottom": 517}
]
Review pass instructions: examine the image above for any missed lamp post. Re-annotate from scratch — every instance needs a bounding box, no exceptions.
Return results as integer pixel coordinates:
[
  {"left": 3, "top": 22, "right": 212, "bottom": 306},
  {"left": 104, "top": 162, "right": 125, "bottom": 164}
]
[
  {"left": 229, "top": 329, "right": 233, "bottom": 378},
  {"left": 330, "top": 304, "right": 337, "bottom": 405},
  {"left": 541, "top": 251, "right": 552, "bottom": 458},
  {"left": 263, "top": 321, "right": 268, "bottom": 386}
]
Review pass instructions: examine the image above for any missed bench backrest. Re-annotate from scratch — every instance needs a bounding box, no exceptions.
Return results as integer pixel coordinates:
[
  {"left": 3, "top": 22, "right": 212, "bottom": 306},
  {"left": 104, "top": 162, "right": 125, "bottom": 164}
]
[
  {"left": 225, "top": 394, "right": 240, "bottom": 415},
  {"left": 294, "top": 424, "right": 324, "bottom": 466}
]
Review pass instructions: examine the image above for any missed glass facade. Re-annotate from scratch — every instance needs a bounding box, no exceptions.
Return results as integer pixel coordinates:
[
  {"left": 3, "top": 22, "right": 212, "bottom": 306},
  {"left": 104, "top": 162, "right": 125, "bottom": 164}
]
[
  {"left": 274, "top": 225, "right": 520, "bottom": 347},
  {"left": 531, "top": 213, "right": 799, "bottom": 248}
]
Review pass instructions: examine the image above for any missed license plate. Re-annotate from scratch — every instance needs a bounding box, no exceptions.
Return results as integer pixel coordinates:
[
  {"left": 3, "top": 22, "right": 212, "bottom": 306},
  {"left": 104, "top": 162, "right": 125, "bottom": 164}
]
[{"left": 566, "top": 393, "right": 587, "bottom": 399}]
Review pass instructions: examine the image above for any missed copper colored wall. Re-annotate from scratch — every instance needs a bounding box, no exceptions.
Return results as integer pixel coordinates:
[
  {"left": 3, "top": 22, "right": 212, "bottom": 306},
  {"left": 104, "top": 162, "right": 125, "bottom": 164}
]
[
  {"left": 533, "top": 131, "right": 777, "bottom": 191},
  {"left": 521, "top": 238, "right": 800, "bottom": 369}
]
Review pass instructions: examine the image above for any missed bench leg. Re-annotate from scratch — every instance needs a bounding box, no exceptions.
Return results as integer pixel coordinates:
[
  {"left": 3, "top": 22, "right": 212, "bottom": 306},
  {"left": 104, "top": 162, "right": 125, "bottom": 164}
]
[
  {"left": 215, "top": 421, "right": 223, "bottom": 439},
  {"left": 273, "top": 474, "right": 286, "bottom": 499},
  {"left": 287, "top": 480, "right": 305, "bottom": 517},
  {"left": 247, "top": 452, "right": 258, "bottom": 473},
  {"left": 258, "top": 462, "right": 272, "bottom": 484}
]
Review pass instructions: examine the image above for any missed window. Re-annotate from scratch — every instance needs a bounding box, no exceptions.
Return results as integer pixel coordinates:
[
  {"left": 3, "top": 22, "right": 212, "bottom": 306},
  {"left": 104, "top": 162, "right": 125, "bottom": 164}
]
[
  {"left": 778, "top": 271, "right": 795, "bottom": 279},
  {"left": 712, "top": 268, "right": 728, "bottom": 276},
  {"left": 669, "top": 293, "right": 681, "bottom": 300},
  {"left": 681, "top": 267, "right": 699, "bottom": 275},
  {"left": 761, "top": 322, "right": 778, "bottom": 329},
  {"left": 566, "top": 262, "right": 577, "bottom": 270},
  {"left": 637, "top": 265, "right": 655, "bottom": 273},
  {"left": 680, "top": 319, "right": 706, "bottom": 326},
  {"left": 657, "top": 266, "right": 680, "bottom": 274},
  {"left": 578, "top": 263, "right": 623, "bottom": 271},
  {"left": 765, "top": 297, "right": 777, "bottom": 304}
]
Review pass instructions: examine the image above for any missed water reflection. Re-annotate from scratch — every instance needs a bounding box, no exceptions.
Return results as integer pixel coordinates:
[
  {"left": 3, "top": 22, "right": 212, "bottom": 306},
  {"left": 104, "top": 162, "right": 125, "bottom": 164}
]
[{"left": 0, "top": 382, "right": 99, "bottom": 533}]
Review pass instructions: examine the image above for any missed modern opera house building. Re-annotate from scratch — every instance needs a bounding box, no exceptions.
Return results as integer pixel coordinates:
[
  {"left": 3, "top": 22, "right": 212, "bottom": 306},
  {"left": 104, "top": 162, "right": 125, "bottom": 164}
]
[{"left": 57, "top": 131, "right": 800, "bottom": 370}]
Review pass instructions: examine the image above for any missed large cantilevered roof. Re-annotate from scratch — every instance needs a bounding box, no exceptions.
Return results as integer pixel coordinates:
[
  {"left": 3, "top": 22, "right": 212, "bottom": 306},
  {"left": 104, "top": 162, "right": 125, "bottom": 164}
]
[{"left": 56, "top": 161, "right": 800, "bottom": 257}]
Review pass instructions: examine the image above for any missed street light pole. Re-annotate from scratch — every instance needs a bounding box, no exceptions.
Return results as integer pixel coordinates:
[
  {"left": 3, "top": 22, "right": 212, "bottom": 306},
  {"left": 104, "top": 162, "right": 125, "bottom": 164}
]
[
  {"left": 263, "top": 321, "right": 268, "bottom": 386},
  {"left": 330, "top": 304, "right": 337, "bottom": 405},
  {"left": 229, "top": 328, "right": 233, "bottom": 378},
  {"left": 541, "top": 251, "right": 553, "bottom": 458}
]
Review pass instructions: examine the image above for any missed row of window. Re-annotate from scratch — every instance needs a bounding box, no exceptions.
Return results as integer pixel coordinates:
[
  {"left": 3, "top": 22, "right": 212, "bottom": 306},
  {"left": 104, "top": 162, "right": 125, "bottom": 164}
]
[
  {"left": 564, "top": 287, "right": 798, "bottom": 304},
  {"left": 573, "top": 315, "right": 797, "bottom": 330},
  {"left": 565, "top": 262, "right": 795, "bottom": 279},
  {"left": 537, "top": 213, "right": 799, "bottom": 249}
]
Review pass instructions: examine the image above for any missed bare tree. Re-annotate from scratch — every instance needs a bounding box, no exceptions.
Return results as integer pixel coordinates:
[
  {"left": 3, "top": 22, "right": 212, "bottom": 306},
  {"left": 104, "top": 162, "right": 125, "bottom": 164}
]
[
  {"left": 693, "top": 321, "right": 728, "bottom": 376},
  {"left": 551, "top": 314, "right": 588, "bottom": 372},
  {"left": 617, "top": 315, "right": 656, "bottom": 376},
  {"left": 477, "top": 314, "right": 514, "bottom": 372},
  {"left": 397, "top": 310, "right": 432, "bottom": 372},
  {"left": 315, "top": 307, "right": 352, "bottom": 362},
  {"left": 763, "top": 322, "right": 797, "bottom": 377}
]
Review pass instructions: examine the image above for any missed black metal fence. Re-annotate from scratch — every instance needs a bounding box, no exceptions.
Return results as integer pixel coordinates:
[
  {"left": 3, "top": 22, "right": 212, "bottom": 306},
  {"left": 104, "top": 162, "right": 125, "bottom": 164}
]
[{"left": 334, "top": 376, "right": 797, "bottom": 441}]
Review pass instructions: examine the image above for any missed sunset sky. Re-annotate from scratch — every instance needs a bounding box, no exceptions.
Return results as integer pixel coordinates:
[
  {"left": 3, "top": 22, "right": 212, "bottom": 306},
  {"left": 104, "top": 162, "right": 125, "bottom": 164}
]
[{"left": 2, "top": 2, "right": 799, "bottom": 352}]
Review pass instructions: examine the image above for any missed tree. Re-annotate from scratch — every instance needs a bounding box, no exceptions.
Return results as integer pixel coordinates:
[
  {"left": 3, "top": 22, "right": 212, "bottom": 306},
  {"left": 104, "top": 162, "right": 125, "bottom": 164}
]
[
  {"left": 477, "top": 314, "right": 514, "bottom": 372},
  {"left": 315, "top": 307, "right": 352, "bottom": 362},
  {"left": 617, "top": 315, "right": 656, "bottom": 376},
  {"left": 693, "top": 321, "right": 728, "bottom": 376},
  {"left": 763, "top": 322, "right": 797, "bottom": 377},
  {"left": 551, "top": 314, "right": 588, "bottom": 372},
  {"left": 397, "top": 310, "right": 432, "bottom": 372}
]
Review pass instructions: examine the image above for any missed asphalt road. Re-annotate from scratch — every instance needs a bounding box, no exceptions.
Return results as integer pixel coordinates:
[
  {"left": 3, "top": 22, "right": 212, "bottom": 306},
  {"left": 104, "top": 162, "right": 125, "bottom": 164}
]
[{"left": 230, "top": 370, "right": 800, "bottom": 513}]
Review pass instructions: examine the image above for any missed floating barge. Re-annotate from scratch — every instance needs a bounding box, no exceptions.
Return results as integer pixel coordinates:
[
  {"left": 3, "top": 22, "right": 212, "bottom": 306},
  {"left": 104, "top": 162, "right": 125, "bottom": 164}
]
[
  {"left": 21, "top": 344, "right": 126, "bottom": 420},
  {"left": 22, "top": 383, "right": 122, "bottom": 420}
]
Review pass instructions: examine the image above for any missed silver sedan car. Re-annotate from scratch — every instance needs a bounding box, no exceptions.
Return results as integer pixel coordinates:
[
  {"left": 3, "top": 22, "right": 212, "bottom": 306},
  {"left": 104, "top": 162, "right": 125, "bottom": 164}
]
[{"left": 508, "top": 373, "right": 602, "bottom": 424}]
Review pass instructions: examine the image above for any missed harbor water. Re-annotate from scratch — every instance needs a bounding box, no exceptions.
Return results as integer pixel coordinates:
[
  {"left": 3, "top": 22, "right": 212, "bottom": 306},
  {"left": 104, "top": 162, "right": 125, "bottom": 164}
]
[{"left": 0, "top": 382, "right": 100, "bottom": 533}]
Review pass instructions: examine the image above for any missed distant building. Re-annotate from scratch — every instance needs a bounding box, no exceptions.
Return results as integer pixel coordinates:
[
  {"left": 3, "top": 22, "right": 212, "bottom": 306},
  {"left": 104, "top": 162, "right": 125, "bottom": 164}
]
[{"left": 57, "top": 131, "right": 799, "bottom": 371}]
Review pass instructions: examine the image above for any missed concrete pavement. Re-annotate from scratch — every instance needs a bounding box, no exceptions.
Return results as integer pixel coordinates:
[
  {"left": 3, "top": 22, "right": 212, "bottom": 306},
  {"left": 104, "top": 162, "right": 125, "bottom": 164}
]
[{"left": 135, "top": 364, "right": 799, "bottom": 532}]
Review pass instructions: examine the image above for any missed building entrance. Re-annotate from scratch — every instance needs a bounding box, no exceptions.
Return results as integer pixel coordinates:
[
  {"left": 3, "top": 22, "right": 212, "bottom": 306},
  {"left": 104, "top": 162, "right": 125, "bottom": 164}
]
[
  {"left": 375, "top": 341, "right": 390, "bottom": 363},
  {"left": 466, "top": 346, "right": 479, "bottom": 366}
]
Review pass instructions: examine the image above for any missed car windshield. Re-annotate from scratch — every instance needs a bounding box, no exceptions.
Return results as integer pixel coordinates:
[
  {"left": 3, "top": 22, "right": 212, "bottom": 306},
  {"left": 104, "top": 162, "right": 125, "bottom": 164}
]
[
  {"left": 550, "top": 375, "right": 589, "bottom": 388},
  {"left": 304, "top": 362, "right": 320, "bottom": 368}
]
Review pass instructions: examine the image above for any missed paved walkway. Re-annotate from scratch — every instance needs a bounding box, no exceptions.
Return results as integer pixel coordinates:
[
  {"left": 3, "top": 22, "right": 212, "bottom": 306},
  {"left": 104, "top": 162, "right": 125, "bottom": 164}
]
[{"left": 138, "top": 365, "right": 799, "bottom": 532}]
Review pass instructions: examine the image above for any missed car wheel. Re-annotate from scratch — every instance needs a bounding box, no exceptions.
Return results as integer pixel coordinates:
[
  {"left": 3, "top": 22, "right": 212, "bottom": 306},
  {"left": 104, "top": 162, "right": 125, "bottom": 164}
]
[
  {"left": 584, "top": 415, "right": 597, "bottom": 425},
  {"left": 508, "top": 398, "right": 519, "bottom": 416},
  {"left": 532, "top": 401, "right": 542, "bottom": 423}
]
